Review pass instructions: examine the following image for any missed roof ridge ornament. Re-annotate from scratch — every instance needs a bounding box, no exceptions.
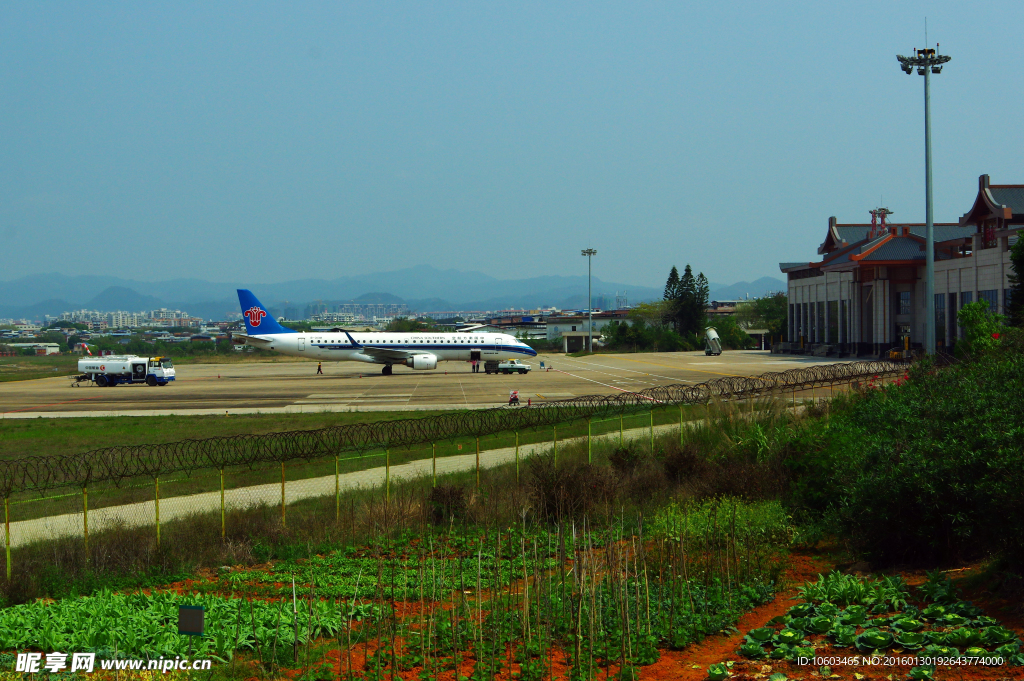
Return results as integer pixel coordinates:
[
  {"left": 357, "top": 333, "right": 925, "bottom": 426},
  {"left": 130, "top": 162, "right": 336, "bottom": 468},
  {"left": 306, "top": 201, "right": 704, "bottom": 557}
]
[{"left": 869, "top": 207, "right": 893, "bottom": 239}]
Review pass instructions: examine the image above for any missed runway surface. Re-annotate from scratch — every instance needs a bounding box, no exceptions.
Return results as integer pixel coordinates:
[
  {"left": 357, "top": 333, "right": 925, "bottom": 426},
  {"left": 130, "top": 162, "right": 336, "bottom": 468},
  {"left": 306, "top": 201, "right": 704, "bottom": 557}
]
[{"left": 0, "top": 350, "right": 847, "bottom": 418}]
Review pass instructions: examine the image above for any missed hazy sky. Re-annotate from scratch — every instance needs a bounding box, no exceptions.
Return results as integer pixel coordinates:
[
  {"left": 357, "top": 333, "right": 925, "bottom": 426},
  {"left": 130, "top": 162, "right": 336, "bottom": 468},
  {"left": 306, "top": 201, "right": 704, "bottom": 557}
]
[{"left": 2, "top": 2, "right": 1022, "bottom": 288}]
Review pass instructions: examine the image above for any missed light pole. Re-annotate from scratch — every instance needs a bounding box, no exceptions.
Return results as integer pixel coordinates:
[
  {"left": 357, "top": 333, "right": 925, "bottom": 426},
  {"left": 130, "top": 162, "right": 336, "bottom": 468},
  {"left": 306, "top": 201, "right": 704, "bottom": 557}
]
[
  {"left": 581, "top": 249, "right": 597, "bottom": 353},
  {"left": 897, "top": 45, "right": 950, "bottom": 355}
]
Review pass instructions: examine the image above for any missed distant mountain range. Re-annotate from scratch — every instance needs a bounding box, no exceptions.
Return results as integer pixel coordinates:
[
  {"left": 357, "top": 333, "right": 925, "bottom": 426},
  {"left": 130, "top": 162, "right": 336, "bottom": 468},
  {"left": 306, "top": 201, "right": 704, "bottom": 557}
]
[{"left": 0, "top": 267, "right": 786, "bottom": 321}]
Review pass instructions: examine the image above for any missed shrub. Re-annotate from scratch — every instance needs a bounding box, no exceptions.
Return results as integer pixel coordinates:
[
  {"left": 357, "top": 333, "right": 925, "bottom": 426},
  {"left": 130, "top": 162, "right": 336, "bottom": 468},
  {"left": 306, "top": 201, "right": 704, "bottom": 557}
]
[
  {"left": 427, "top": 483, "right": 468, "bottom": 524},
  {"left": 526, "top": 453, "right": 617, "bottom": 521},
  {"left": 783, "top": 351, "right": 1024, "bottom": 567}
]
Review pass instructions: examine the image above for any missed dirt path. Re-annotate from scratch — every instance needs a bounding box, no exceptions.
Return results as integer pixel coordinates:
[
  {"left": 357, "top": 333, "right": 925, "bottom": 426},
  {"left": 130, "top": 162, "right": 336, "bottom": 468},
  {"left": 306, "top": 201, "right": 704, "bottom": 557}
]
[{"left": 4, "top": 420, "right": 685, "bottom": 548}]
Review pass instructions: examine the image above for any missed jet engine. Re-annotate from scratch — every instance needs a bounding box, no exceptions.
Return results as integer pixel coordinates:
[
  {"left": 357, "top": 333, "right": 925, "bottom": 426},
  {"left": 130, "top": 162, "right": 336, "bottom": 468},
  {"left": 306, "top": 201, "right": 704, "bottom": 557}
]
[{"left": 406, "top": 354, "right": 438, "bottom": 370}]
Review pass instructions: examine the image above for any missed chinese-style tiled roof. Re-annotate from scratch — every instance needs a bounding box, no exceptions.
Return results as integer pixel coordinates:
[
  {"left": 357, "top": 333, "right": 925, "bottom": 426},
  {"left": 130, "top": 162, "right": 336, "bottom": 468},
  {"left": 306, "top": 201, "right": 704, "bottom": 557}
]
[
  {"left": 859, "top": 238, "right": 923, "bottom": 261},
  {"left": 989, "top": 186, "right": 1024, "bottom": 215},
  {"left": 906, "top": 224, "right": 974, "bottom": 242},
  {"left": 778, "top": 262, "right": 814, "bottom": 272}
]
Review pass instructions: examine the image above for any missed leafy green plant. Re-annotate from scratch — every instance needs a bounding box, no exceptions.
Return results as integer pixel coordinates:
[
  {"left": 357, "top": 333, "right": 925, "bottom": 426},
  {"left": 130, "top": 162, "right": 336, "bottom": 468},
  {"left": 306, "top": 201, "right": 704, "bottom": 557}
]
[
  {"left": 906, "top": 665, "right": 935, "bottom": 680},
  {"left": 981, "top": 626, "right": 1018, "bottom": 648},
  {"left": 706, "top": 662, "right": 731, "bottom": 681},
  {"left": 738, "top": 643, "right": 766, "bottom": 659},
  {"left": 917, "top": 571, "right": 959, "bottom": 604},
  {"left": 891, "top": 618, "right": 924, "bottom": 632},
  {"left": 895, "top": 632, "right": 926, "bottom": 650},
  {"left": 745, "top": 628, "right": 774, "bottom": 645},
  {"left": 773, "top": 629, "right": 804, "bottom": 646},
  {"left": 855, "top": 628, "right": 893, "bottom": 652},
  {"left": 943, "top": 628, "right": 982, "bottom": 649},
  {"left": 805, "top": 616, "right": 833, "bottom": 634}
]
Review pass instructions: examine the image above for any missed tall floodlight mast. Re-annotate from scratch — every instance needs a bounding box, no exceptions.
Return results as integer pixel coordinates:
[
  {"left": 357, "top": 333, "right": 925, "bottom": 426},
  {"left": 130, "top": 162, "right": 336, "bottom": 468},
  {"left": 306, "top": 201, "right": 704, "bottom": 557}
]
[
  {"left": 581, "top": 249, "right": 597, "bottom": 353},
  {"left": 897, "top": 44, "right": 951, "bottom": 355}
]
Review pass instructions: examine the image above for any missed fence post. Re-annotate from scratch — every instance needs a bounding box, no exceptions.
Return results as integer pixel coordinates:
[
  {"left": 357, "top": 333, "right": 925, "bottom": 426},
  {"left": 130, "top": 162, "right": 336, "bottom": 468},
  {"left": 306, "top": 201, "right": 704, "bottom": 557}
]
[
  {"left": 431, "top": 443, "right": 436, "bottom": 488},
  {"left": 619, "top": 414, "right": 623, "bottom": 447},
  {"left": 587, "top": 418, "right": 592, "bottom": 463},
  {"left": 553, "top": 425, "right": 558, "bottom": 462},
  {"left": 335, "top": 457, "right": 340, "bottom": 522},
  {"left": 154, "top": 477, "right": 160, "bottom": 549},
  {"left": 475, "top": 438, "right": 480, "bottom": 490},
  {"left": 386, "top": 449, "right": 391, "bottom": 503},
  {"left": 515, "top": 432, "right": 520, "bottom": 484},
  {"left": 220, "top": 468, "right": 226, "bottom": 541},
  {"left": 650, "top": 409, "right": 654, "bottom": 453},
  {"left": 679, "top": 404, "right": 684, "bottom": 446},
  {"left": 280, "top": 462, "right": 286, "bottom": 527},
  {"left": 4, "top": 497, "right": 10, "bottom": 580},
  {"left": 82, "top": 486, "right": 89, "bottom": 559}
]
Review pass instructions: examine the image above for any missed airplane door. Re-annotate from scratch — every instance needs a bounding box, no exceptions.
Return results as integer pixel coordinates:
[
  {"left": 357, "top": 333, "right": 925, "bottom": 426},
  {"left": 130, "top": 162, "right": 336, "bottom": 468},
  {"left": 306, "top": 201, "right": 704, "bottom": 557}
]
[
  {"left": 470, "top": 349, "right": 481, "bottom": 362},
  {"left": 298, "top": 337, "right": 305, "bottom": 352}
]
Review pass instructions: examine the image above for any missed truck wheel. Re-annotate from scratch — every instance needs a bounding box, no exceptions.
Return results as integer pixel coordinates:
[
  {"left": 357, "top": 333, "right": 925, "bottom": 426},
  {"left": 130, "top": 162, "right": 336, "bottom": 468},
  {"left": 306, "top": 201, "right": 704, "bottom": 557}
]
[
  {"left": 519, "top": 370, "right": 526, "bottom": 374},
  {"left": 146, "top": 375, "right": 157, "bottom": 386},
  {"left": 95, "top": 375, "right": 108, "bottom": 387}
]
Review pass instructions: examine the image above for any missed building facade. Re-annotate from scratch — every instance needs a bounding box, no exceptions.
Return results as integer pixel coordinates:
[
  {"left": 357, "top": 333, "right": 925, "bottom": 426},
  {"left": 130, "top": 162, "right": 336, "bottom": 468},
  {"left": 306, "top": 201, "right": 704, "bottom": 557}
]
[{"left": 780, "top": 175, "right": 1021, "bottom": 356}]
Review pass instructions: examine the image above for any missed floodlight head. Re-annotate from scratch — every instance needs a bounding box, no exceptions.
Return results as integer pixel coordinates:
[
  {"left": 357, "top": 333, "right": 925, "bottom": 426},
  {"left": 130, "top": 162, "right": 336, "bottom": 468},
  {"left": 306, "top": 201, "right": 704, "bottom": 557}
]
[
  {"left": 932, "top": 66, "right": 941, "bottom": 74},
  {"left": 917, "top": 67, "right": 926, "bottom": 75}
]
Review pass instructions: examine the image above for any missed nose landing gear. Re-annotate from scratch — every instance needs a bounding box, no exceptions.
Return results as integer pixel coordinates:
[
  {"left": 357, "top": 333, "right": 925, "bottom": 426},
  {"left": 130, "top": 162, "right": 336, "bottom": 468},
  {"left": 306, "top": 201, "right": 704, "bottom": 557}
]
[{"left": 382, "top": 365, "right": 393, "bottom": 376}]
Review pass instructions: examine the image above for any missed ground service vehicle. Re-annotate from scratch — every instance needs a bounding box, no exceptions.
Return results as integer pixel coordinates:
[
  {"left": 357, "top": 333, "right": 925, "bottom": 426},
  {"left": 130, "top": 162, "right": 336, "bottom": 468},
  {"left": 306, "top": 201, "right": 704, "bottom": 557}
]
[
  {"left": 704, "top": 327, "right": 722, "bottom": 356},
  {"left": 76, "top": 356, "right": 175, "bottom": 387},
  {"left": 497, "top": 359, "right": 531, "bottom": 374}
]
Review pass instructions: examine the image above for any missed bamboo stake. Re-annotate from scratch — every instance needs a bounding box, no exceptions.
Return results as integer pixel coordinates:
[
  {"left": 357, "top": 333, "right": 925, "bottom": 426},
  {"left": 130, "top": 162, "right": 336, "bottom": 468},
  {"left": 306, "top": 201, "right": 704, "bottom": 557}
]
[
  {"left": 280, "top": 462, "right": 286, "bottom": 527},
  {"left": 82, "top": 486, "right": 89, "bottom": 558},
  {"left": 475, "top": 437, "right": 480, "bottom": 490},
  {"left": 335, "top": 456, "right": 340, "bottom": 522},
  {"left": 588, "top": 417, "right": 592, "bottom": 463},
  {"left": 154, "top": 477, "right": 160, "bottom": 549},
  {"left": 386, "top": 448, "right": 391, "bottom": 503},
  {"left": 431, "top": 442, "right": 436, "bottom": 487},
  {"left": 515, "top": 431, "right": 520, "bottom": 484},
  {"left": 553, "top": 425, "right": 558, "bottom": 461},
  {"left": 4, "top": 497, "right": 10, "bottom": 580},
  {"left": 620, "top": 413, "right": 624, "bottom": 446},
  {"left": 220, "top": 468, "right": 226, "bottom": 541},
  {"left": 649, "top": 409, "right": 654, "bottom": 453}
]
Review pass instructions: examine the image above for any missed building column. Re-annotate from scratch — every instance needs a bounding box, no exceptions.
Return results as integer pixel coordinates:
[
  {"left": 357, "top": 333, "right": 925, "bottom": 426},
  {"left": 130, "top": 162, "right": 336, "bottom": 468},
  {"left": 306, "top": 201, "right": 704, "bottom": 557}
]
[
  {"left": 823, "top": 272, "right": 830, "bottom": 344},
  {"left": 563, "top": 335, "right": 568, "bottom": 353}
]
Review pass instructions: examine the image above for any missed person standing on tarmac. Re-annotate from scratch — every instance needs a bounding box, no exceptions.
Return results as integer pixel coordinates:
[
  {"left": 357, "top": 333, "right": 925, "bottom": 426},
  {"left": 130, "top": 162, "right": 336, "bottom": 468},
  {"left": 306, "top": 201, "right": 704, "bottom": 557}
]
[{"left": 317, "top": 362, "right": 323, "bottom": 375}]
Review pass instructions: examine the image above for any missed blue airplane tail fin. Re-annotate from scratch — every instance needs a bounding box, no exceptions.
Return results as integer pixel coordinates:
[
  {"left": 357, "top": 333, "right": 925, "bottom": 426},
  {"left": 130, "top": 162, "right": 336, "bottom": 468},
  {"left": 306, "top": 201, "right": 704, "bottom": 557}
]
[{"left": 237, "top": 289, "right": 297, "bottom": 335}]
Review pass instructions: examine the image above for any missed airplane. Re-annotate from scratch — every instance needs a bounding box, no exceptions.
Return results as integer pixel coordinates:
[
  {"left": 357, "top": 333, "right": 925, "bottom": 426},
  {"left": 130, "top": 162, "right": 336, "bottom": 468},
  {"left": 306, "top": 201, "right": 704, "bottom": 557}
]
[{"left": 233, "top": 289, "right": 537, "bottom": 375}]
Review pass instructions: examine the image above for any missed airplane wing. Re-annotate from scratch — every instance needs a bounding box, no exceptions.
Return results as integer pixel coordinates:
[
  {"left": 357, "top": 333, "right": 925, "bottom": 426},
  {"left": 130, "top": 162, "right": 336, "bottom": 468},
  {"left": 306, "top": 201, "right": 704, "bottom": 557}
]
[
  {"left": 357, "top": 345, "right": 417, "bottom": 362},
  {"left": 231, "top": 333, "right": 273, "bottom": 345}
]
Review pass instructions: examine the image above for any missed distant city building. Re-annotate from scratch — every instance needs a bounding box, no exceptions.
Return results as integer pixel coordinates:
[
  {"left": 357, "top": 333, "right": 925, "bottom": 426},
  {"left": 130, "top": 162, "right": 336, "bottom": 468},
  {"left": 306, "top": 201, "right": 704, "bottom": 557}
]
[
  {"left": 52, "top": 307, "right": 201, "bottom": 329},
  {"left": 310, "top": 311, "right": 357, "bottom": 325}
]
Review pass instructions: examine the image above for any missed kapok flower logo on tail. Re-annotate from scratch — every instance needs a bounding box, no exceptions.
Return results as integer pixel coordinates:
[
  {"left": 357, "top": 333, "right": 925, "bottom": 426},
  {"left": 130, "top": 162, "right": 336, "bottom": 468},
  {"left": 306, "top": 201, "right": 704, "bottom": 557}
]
[{"left": 244, "top": 306, "right": 267, "bottom": 328}]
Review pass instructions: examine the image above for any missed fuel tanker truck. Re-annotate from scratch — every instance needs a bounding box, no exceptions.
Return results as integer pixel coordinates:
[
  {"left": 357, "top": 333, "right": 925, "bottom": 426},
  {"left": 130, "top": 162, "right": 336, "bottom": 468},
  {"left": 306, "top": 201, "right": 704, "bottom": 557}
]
[{"left": 75, "top": 356, "right": 175, "bottom": 387}]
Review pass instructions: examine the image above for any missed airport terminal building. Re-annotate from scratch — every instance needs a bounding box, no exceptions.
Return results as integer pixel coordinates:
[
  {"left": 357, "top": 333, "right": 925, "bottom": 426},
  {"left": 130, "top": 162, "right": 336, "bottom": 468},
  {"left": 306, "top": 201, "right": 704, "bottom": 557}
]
[{"left": 779, "top": 174, "right": 1021, "bottom": 356}]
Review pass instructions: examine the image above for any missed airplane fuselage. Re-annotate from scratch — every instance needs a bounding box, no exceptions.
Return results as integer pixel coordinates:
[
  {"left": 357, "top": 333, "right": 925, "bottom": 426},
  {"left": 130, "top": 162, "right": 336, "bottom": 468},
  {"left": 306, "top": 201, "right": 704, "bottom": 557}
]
[{"left": 247, "top": 331, "right": 536, "bottom": 366}]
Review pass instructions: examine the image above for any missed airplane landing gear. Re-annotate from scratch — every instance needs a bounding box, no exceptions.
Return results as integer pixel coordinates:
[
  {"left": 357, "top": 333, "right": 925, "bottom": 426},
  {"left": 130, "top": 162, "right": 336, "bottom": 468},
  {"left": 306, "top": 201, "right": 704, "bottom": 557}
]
[{"left": 382, "top": 365, "right": 393, "bottom": 376}]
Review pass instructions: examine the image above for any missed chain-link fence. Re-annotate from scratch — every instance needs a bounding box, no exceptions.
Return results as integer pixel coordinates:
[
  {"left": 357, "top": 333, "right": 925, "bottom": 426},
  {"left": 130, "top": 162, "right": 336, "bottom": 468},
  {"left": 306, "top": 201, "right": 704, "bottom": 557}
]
[{"left": 2, "top": 358, "right": 912, "bottom": 577}]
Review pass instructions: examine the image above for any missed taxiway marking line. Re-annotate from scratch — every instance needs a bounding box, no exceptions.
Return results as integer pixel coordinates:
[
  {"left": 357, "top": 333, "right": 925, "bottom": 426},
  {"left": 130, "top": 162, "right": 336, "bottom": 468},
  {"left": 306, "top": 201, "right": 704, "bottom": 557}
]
[
  {"left": 551, "top": 369, "right": 659, "bottom": 402},
  {"left": 3, "top": 395, "right": 104, "bottom": 415},
  {"left": 559, "top": 356, "right": 686, "bottom": 383},
  {"left": 598, "top": 354, "right": 745, "bottom": 378}
]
